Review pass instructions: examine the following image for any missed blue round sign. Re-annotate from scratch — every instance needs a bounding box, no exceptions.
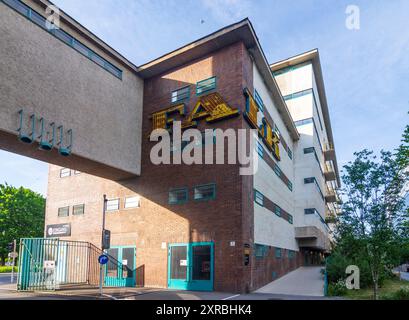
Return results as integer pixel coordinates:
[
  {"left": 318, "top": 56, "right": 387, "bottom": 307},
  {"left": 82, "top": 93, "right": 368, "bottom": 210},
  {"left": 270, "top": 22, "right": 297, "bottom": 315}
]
[{"left": 98, "top": 254, "right": 109, "bottom": 265}]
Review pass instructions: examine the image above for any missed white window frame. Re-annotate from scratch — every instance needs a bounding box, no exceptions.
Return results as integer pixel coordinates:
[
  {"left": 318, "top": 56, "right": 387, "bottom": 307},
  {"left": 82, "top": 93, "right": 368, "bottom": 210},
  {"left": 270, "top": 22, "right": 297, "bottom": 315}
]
[
  {"left": 106, "top": 198, "right": 120, "bottom": 212},
  {"left": 60, "top": 168, "right": 71, "bottom": 178},
  {"left": 124, "top": 196, "right": 140, "bottom": 209}
]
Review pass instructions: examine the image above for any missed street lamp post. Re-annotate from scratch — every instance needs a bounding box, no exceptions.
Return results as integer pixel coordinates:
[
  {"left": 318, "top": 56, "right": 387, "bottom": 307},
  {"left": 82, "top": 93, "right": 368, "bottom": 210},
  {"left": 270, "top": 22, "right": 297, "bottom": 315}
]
[{"left": 99, "top": 194, "right": 107, "bottom": 297}]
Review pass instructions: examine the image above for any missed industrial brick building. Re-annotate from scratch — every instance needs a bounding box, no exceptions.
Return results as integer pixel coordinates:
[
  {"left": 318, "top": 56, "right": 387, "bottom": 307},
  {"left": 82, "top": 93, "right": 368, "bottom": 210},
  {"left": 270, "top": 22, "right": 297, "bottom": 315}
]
[{"left": 0, "top": 0, "right": 341, "bottom": 293}]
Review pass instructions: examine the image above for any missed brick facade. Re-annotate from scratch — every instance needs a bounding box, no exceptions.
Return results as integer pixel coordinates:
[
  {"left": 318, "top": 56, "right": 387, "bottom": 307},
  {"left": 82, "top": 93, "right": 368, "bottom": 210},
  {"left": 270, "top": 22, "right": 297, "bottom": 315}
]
[{"left": 45, "top": 41, "right": 304, "bottom": 293}]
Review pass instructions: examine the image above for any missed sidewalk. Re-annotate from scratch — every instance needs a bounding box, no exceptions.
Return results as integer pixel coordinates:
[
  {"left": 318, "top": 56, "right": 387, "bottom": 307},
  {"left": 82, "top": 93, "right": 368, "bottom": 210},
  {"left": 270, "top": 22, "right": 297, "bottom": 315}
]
[{"left": 255, "top": 266, "right": 325, "bottom": 296}]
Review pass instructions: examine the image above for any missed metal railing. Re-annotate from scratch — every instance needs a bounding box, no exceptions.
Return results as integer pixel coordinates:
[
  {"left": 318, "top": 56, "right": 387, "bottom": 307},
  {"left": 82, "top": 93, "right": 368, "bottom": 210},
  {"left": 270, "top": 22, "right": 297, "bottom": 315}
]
[{"left": 17, "top": 238, "right": 122, "bottom": 291}]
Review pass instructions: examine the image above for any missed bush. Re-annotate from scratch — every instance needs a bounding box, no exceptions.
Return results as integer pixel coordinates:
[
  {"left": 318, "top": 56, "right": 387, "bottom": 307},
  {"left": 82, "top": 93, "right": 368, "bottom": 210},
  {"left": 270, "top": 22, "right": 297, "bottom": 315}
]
[
  {"left": 382, "top": 287, "right": 409, "bottom": 300},
  {"left": 326, "top": 251, "right": 387, "bottom": 288},
  {"left": 328, "top": 279, "right": 348, "bottom": 296},
  {"left": 0, "top": 266, "right": 18, "bottom": 273}
]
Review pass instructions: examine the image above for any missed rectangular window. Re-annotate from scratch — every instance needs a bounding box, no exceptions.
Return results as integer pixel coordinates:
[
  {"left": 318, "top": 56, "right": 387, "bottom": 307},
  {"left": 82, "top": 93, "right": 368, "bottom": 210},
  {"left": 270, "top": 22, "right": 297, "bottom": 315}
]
[
  {"left": 273, "top": 165, "right": 282, "bottom": 177},
  {"left": 288, "top": 214, "right": 294, "bottom": 224},
  {"left": 275, "top": 248, "right": 282, "bottom": 259},
  {"left": 254, "top": 89, "right": 264, "bottom": 112},
  {"left": 288, "top": 181, "right": 293, "bottom": 192},
  {"left": 288, "top": 149, "right": 293, "bottom": 160},
  {"left": 254, "top": 190, "right": 264, "bottom": 206},
  {"left": 106, "top": 199, "right": 120, "bottom": 212},
  {"left": 194, "top": 184, "right": 216, "bottom": 201},
  {"left": 256, "top": 141, "right": 264, "bottom": 157},
  {"left": 254, "top": 244, "right": 268, "bottom": 258},
  {"left": 196, "top": 77, "right": 216, "bottom": 95},
  {"left": 169, "top": 188, "right": 188, "bottom": 205},
  {"left": 58, "top": 206, "right": 69, "bottom": 217},
  {"left": 125, "top": 196, "right": 140, "bottom": 209},
  {"left": 3, "top": 0, "right": 29, "bottom": 16},
  {"left": 30, "top": 9, "right": 47, "bottom": 29},
  {"left": 171, "top": 86, "right": 190, "bottom": 103},
  {"left": 73, "top": 204, "right": 85, "bottom": 216},
  {"left": 304, "top": 177, "right": 315, "bottom": 184},
  {"left": 53, "top": 28, "right": 73, "bottom": 46},
  {"left": 304, "top": 147, "right": 315, "bottom": 154},
  {"left": 294, "top": 118, "right": 313, "bottom": 127},
  {"left": 274, "top": 206, "right": 281, "bottom": 217},
  {"left": 305, "top": 208, "right": 316, "bottom": 215},
  {"left": 60, "top": 168, "right": 71, "bottom": 178},
  {"left": 288, "top": 250, "right": 295, "bottom": 259}
]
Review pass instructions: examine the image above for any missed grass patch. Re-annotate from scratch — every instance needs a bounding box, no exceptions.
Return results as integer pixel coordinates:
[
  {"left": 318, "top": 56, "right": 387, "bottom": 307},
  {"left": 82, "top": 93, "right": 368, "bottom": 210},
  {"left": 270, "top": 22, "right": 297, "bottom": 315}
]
[
  {"left": 0, "top": 266, "right": 18, "bottom": 273},
  {"left": 343, "top": 277, "right": 409, "bottom": 300}
]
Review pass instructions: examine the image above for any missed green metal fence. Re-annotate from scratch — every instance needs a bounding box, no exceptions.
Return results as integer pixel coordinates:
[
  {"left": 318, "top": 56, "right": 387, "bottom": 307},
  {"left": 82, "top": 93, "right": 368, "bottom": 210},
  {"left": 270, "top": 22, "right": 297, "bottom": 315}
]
[{"left": 17, "top": 238, "right": 104, "bottom": 291}]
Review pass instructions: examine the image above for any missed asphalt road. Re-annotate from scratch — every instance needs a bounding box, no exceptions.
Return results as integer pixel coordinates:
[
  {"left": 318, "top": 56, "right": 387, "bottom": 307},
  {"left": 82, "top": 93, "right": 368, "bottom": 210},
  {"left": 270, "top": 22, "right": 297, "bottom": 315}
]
[{"left": 0, "top": 273, "right": 17, "bottom": 285}]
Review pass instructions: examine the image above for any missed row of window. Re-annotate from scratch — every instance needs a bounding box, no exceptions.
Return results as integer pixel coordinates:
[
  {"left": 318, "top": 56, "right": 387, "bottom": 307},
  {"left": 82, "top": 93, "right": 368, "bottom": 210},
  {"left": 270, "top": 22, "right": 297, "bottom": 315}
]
[
  {"left": 272, "top": 61, "right": 310, "bottom": 77},
  {"left": 171, "top": 77, "right": 217, "bottom": 104},
  {"left": 169, "top": 184, "right": 216, "bottom": 204},
  {"left": 254, "top": 244, "right": 296, "bottom": 259},
  {"left": 304, "top": 208, "right": 326, "bottom": 226},
  {"left": 254, "top": 189, "right": 293, "bottom": 225},
  {"left": 304, "top": 147, "right": 324, "bottom": 176},
  {"left": 60, "top": 168, "right": 80, "bottom": 178},
  {"left": 2, "top": 0, "right": 123, "bottom": 79},
  {"left": 58, "top": 204, "right": 85, "bottom": 217},
  {"left": 283, "top": 88, "right": 324, "bottom": 132},
  {"left": 106, "top": 196, "right": 141, "bottom": 211},
  {"left": 257, "top": 141, "right": 293, "bottom": 192},
  {"left": 294, "top": 117, "right": 324, "bottom": 153},
  {"left": 254, "top": 89, "right": 293, "bottom": 160},
  {"left": 304, "top": 177, "right": 325, "bottom": 201}
]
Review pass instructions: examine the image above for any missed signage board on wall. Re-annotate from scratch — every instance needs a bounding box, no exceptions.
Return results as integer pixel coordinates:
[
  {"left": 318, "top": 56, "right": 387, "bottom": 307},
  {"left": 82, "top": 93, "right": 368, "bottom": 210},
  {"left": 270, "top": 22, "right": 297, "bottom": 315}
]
[{"left": 46, "top": 223, "right": 71, "bottom": 238}]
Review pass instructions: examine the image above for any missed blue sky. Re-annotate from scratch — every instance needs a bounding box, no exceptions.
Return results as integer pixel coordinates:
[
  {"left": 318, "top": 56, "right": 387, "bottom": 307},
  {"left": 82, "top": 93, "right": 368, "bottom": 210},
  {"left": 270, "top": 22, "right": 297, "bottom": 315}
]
[{"left": 1, "top": 0, "right": 408, "bottom": 196}]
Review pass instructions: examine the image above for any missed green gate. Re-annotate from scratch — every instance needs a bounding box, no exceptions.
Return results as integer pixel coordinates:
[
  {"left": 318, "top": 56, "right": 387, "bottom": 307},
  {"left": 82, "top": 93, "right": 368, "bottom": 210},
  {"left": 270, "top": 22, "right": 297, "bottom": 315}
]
[{"left": 18, "top": 238, "right": 103, "bottom": 291}]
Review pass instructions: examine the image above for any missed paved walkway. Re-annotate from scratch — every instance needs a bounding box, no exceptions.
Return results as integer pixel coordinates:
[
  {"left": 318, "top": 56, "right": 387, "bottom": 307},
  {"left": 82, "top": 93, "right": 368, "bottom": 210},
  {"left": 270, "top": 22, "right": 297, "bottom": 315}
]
[{"left": 255, "top": 266, "right": 325, "bottom": 297}]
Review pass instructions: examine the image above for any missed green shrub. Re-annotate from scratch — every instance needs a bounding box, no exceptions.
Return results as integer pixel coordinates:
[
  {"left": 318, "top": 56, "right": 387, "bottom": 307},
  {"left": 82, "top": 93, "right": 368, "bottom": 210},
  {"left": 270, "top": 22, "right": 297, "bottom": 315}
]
[
  {"left": 326, "top": 251, "right": 387, "bottom": 288},
  {"left": 382, "top": 287, "right": 409, "bottom": 300},
  {"left": 328, "top": 279, "right": 348, "bottom": 296},
  {"left": 0, "top": 266, "right": 18, "bottom": 273}
]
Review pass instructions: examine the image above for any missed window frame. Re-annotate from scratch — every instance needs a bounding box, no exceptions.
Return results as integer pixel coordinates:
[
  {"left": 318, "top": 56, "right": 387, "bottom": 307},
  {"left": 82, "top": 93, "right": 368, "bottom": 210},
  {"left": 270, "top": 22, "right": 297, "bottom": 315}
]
[
  {"left": 196, "top": 76, "right": 217, "bottom": 96},
  {"left": 193, "top": 183, "right": 216, "bottom": 202},
  {"left": 60, "top": 168, "right": 71, "bottom": 178},
  {"left": 124, "top": 196, "right": 141, "bottom": 209},
  {"left": 168, "top": 188, "right": 188, "bottom": 205},
  {"left": 58, "top": 206, "right": 70, "bottom": 217},
  {"left": 254, "top": 190, "right": 264, "bottom": 206},
  {"left": 275, "top": 248, "right": 282, "bottom": 259},
  {"left": 171, "top": 85, "right": 190, "bottom": 104},
  {"left": 106, "top": 198, "right": 120, "bottom": 212},
  {"left": 72, "top": 204, "right": 85, "bottom": 216}
]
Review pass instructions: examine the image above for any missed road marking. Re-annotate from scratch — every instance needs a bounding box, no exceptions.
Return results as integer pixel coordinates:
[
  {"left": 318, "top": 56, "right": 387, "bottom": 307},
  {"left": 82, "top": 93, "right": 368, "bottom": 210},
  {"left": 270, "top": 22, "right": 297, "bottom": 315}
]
[
  {"left": 222, "top": 294, "right": 240, "bottom": 300},
  {"left": 102, "top": 294, "right": 118, "bottom": 300}
]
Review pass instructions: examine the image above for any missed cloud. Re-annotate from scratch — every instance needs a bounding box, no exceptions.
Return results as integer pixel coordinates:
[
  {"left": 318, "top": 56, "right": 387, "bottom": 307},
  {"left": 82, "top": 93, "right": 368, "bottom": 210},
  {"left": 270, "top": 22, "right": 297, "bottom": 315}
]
[{"left": 200, "top": 0, "right": 251, "bottom": 24}]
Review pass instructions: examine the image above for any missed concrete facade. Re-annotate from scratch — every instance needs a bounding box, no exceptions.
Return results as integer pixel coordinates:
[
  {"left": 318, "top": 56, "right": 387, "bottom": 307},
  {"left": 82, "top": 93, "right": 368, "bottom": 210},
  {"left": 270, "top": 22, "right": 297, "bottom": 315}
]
[
  {"left": 0, "top": 0, "right": 143, "bottom": 180},
  {"left": 0, "top": 0, "right": 342, "bottom": 293}
]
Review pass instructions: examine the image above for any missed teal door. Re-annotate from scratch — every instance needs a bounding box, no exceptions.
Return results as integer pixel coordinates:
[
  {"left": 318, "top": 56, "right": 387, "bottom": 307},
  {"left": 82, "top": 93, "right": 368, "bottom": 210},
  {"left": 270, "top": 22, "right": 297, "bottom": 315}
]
[
  {"left": 168, "top": 242, "right": 214, "bottom": 291},
  {"left": 104, "top": 246, "right": 136, "bottom": 287}
]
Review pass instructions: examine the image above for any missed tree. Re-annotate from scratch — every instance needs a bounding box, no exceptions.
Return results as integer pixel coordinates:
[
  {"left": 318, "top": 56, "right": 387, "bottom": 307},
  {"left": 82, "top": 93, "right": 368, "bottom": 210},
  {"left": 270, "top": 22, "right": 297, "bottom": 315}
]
[
  {"left": 336, "top": 150, "right": 407, "bottom": 299},
  {"left": 0, "top": 184, "right": 45, "bottom": 265}
]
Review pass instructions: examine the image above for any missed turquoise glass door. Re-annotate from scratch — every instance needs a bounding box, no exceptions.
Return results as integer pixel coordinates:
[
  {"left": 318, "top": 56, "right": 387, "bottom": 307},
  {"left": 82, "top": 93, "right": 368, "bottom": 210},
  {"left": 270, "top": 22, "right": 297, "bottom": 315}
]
[
  {"left": 104, "top": 246, "right": 136, "bottom": 287},
  {"left": 189, "top": 243, "right": 213, "bottom": 291},
  {"left": 168, "top": 242, "right": 214, "bottom": 291},
  {"left": 168, "top": 244, "right": 189, "bottom": 290}
]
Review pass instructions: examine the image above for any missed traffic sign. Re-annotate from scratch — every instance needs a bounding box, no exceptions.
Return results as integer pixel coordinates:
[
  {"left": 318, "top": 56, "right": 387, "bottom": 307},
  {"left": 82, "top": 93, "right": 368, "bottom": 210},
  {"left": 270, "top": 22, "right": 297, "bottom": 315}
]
[
  {"left": 98, "top": 254, "right": 109, "bottom": 265},
  {"left": 8, "top": 252, "right": 18, "bottom": 259}
]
